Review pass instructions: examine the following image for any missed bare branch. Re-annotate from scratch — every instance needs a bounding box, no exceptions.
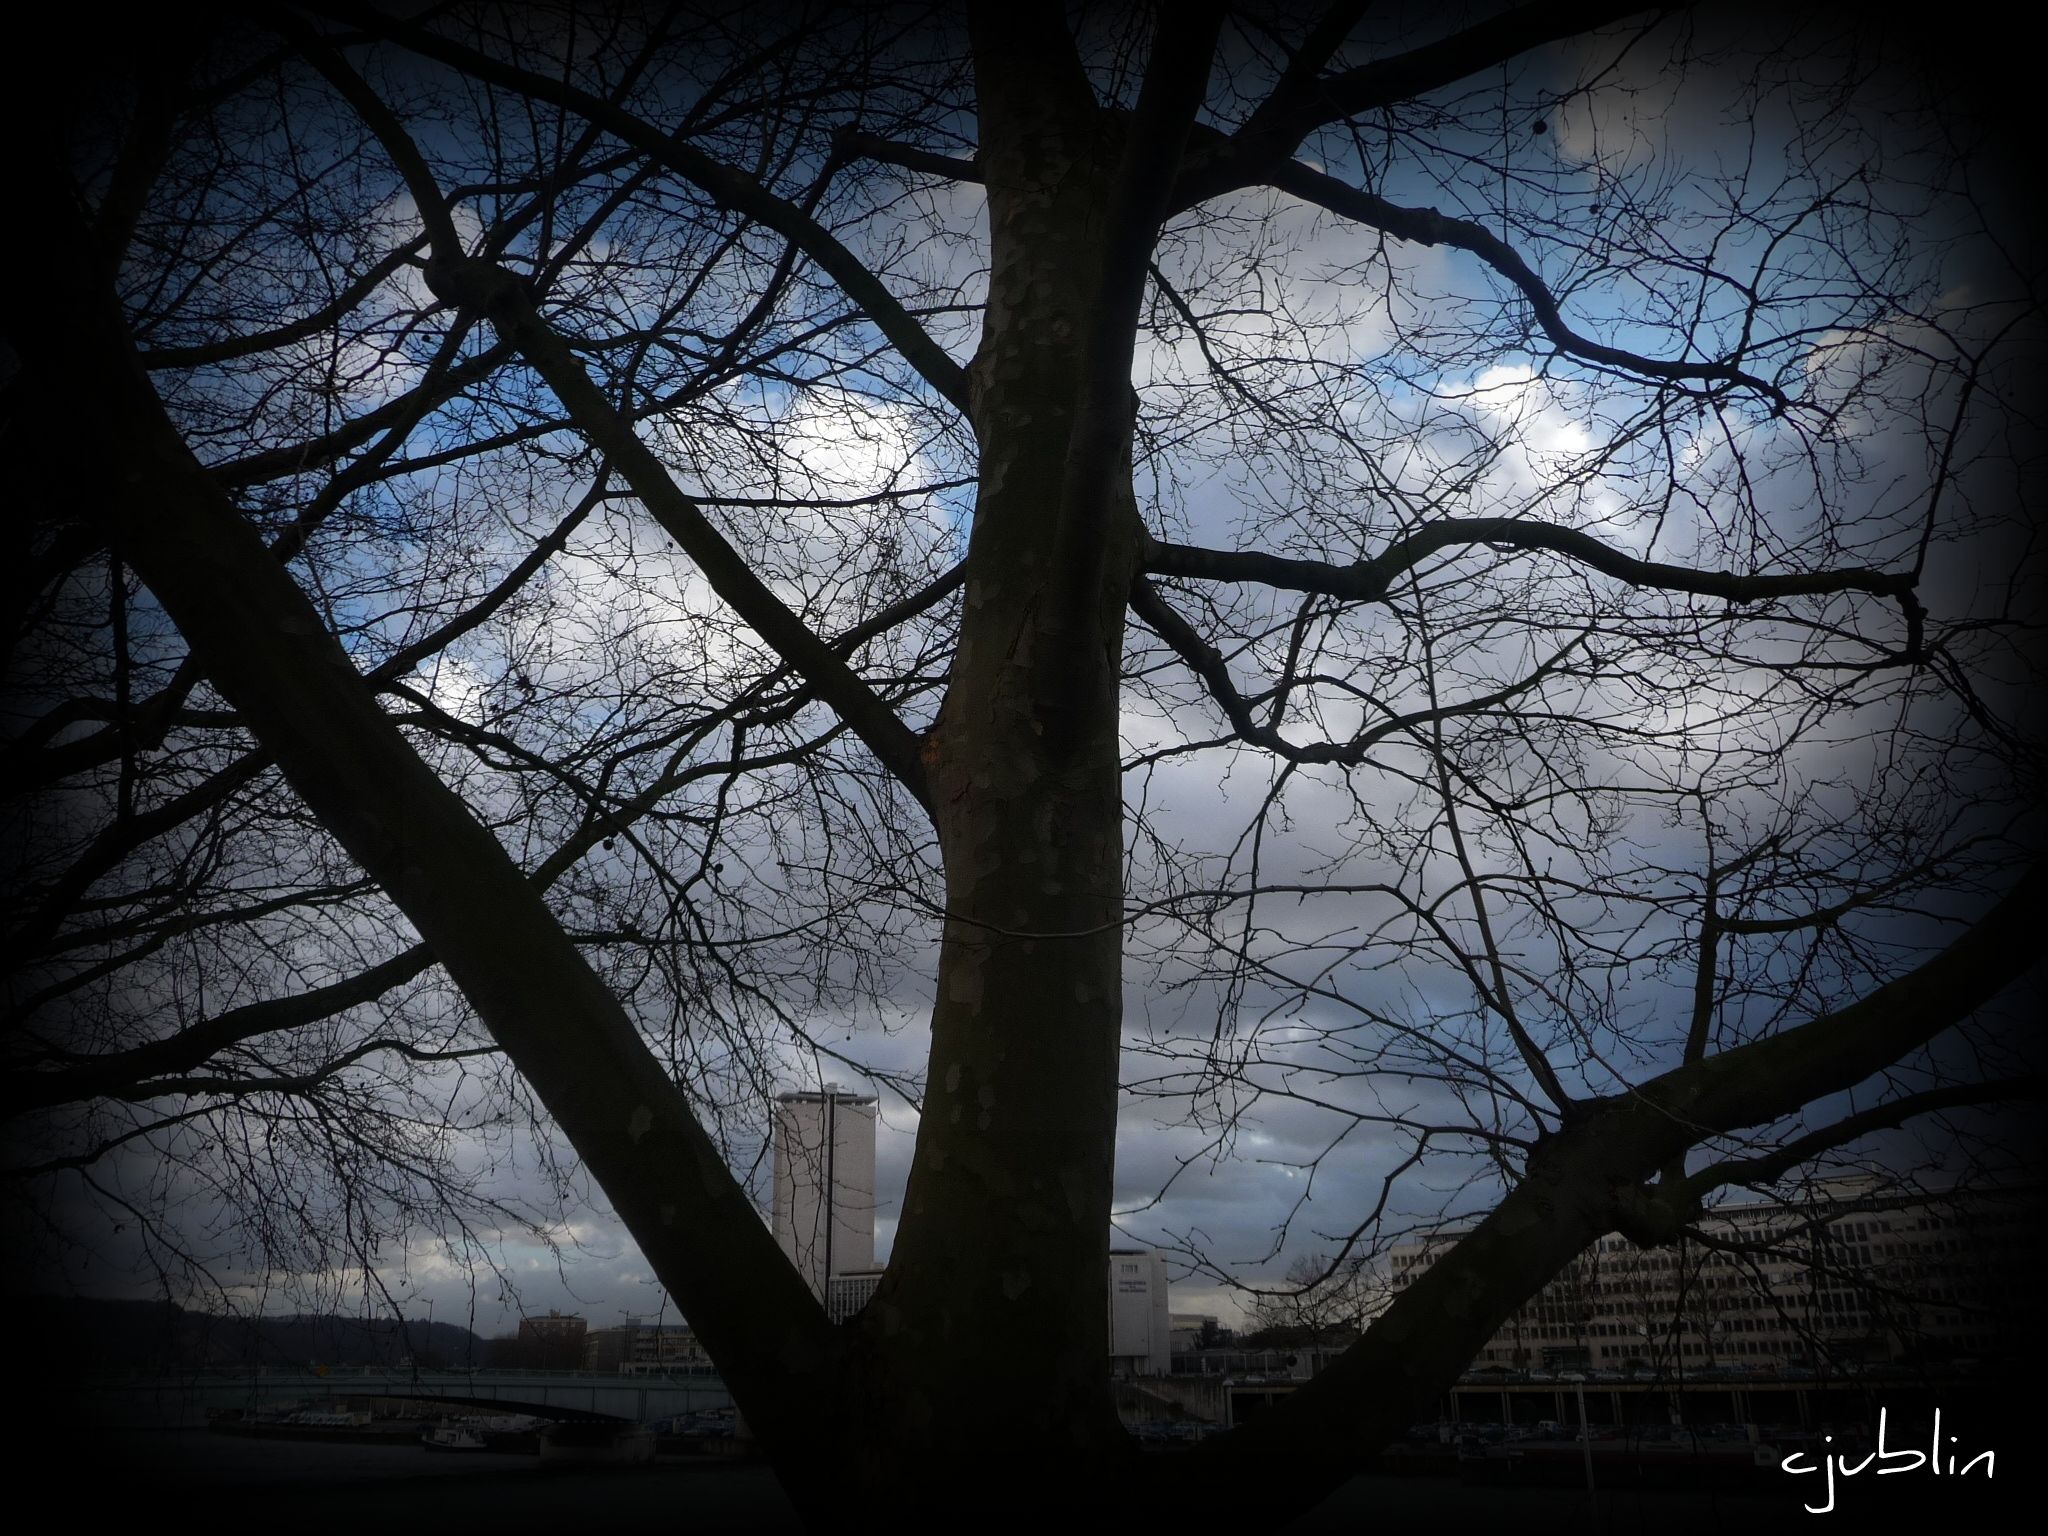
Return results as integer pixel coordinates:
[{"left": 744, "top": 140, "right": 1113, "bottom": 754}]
[
  {"left": 1683, "top": 1076, "right": 2048, "bottom": 1197},
  {"left": 1146, "top": 518, "right": 1921, "bottom": 652},
  {"left": 316, "top": 1, "right": 974, "bottom": 415},
  {"left": 1264, "top": 158, "right": 1795, "bottom": 410},
  {"left": 1174, "top": 2, "right": 1656, "bottom": 209}
]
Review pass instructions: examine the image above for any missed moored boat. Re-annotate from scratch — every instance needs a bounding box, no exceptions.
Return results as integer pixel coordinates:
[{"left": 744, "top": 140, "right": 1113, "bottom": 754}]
[{"left": 421, "top": 1423, "right": 490, "bottom": 1452}]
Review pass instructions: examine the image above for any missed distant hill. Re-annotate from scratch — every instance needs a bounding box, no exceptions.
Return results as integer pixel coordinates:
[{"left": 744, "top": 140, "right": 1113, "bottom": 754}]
[{"left": 20, "top": 1294, "right": 488, "bottom": 1371}]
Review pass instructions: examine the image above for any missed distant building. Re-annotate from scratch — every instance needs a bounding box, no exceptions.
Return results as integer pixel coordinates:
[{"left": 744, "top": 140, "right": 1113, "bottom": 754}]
[
  {"left": 1389, "top": 1177, "right": 2040, "bottom": 1375},
  {"left": 826, "top": 1268, "right": 885, "bottom": 1326},
  {"left": 515, "top": 1310, "right": 587, "bottom": 1370},
  {"left": 766, "top": 1088, "right": 1178, "bottom": 1363},
  {"left": 581, "top": 1324, "right": 635, "bottom": 1374},
  {"left": 1170, "top": 1312, "right": 1220, "bottom": 1354},
  {"left": 1171, "top": 1345, "right": 1318, "bottom": 1380},
  {"left": 582, "top": 1321, "right": 709, "bottom": 1374},
  {"left": 1109, "top": 1247, "right": 1171, "bottom": 1377},
  {"left": 771, "top": 1087, "right": 879, "bottom": 1303},
  {"left": 519, "top": 1310, "right": 587, "bottom": 1343}
]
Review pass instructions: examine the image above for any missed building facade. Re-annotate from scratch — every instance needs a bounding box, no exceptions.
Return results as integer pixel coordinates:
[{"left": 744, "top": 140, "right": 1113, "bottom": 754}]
[
  {"left": 1109, "top": 1247, "right": 1172, "bottom": 1378},
  {"left": 513, "top": 1310, "right": 588, "bottom": 1370},
  {"left": 770, "top": 1087, "right": 879, "bottom": 1302},
  {"left": 1389, "top": 1177, "right": 2038, "bottom": 1376},
  {"left": 582, "top": 1321, "right": 711, "bottom": 1374},
  {"left": 767, "top": 1088, "right": 1179, "bottom": 1364},
  {"left": 825, "top": 1268, "right": 885, "bottom": 1326}
]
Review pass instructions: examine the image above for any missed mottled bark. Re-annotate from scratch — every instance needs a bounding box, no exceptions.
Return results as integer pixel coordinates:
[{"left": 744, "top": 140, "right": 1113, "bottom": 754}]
[{"left": 850, "top": 19, "right": 1141, "bottom": 1495}]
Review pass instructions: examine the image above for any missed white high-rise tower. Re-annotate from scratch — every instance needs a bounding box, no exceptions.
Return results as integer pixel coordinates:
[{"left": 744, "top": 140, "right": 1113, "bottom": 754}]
[{"left": 770, "top": 1086, "right": 878, "bottom": 1302}]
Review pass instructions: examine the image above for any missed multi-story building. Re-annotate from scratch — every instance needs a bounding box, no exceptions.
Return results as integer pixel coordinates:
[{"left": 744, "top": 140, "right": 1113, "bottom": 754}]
[
  {"left": 767, "top": 1088, "right": 1177, "bottom": 1367},
  {"left": 582, "top": 1321, "right": 710, "bottom": 1374},
  {"left": 581, "top": 1323, "right": 635, "bottom": 1374},
  {"left": 825, "top": 1268, "right": 885, "bottom": 1325},
  {"left": 1388, "top": 1177, "right": 2038, "bottom": 1375},
  {"left": 771, "top": 1087, "right": 879, "bottom": 1302},
  {"left": 514, "top": 1310, "right": 588, "bottom": 1370},
  {"left": 1109, "top": 1247, "right": 1172, "bottom": 1378}
]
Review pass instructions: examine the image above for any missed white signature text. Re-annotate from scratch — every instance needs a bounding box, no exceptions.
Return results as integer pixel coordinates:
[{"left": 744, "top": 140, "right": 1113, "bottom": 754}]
[{"left": 1779, "top": 1408, "right": 1993, "bottom": 1515}]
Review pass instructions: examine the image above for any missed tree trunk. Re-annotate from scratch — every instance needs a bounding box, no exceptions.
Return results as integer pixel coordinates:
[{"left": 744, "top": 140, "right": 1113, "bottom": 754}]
[{"left": 841, "top": 79, "right": 1143, "bottom": 1509}]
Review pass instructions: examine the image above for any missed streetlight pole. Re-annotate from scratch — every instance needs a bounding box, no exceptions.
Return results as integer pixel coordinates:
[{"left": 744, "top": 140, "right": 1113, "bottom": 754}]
[{"left": 1562, "top": 1370, "right": 1596, "bottom": 1500}]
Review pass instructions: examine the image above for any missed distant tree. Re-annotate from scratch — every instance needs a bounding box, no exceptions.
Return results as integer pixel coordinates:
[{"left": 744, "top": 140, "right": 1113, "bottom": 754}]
[
  {"left": 1242, "top": 1254, "right": 1377, "bottom": 1359},
  {"left": 3, "top": 4, "right": 2040, "bottom": 1525}
]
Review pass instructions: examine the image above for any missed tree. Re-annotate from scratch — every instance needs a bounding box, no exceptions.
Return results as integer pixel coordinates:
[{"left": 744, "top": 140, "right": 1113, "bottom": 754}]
[
  {"left": 3, "top": 2, "right": 2041, "bottom": 1525},
  {"left": 1241, "top": 1253, "right": 1379, "bottom": 1361}
]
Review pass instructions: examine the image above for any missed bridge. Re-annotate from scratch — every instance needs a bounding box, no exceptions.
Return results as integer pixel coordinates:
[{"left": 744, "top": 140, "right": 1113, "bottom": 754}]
[{"left": 73, "top": 1367, "right": 735, "bottom": 1428}]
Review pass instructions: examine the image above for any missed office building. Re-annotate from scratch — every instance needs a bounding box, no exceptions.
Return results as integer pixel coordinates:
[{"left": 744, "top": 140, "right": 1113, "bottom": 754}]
[
  {"left": 1109, "top": 1247, "right": 1172, "bottom": 1377},
  {"left": 766, "top": 1087, "right": 1177, "bottom": 1364},
  {"left": 826, "top": 1268, "right": 885, "bottom": 1325},
  {"left": 513, "top": 1310, "right": 588, "bottom": 1370},
  {"left": 582, "top": 1321, "right": 710, "bottom": 1374},
  {"left": 771, "top": 1086, "right": 879, "bottom": 1301},
  {"left": 1388, "top": 1176, "right": 2039, "bottom": 1375}
]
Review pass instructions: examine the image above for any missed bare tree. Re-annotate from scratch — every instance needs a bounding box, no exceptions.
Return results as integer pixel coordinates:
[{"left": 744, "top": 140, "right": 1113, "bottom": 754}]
[
  {"left": 3, "top": 3, "right": 2040, "bottom": 1524},
  {"left": 1242, "top": 1253, "right": 1380, "bottom": 1365}
]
